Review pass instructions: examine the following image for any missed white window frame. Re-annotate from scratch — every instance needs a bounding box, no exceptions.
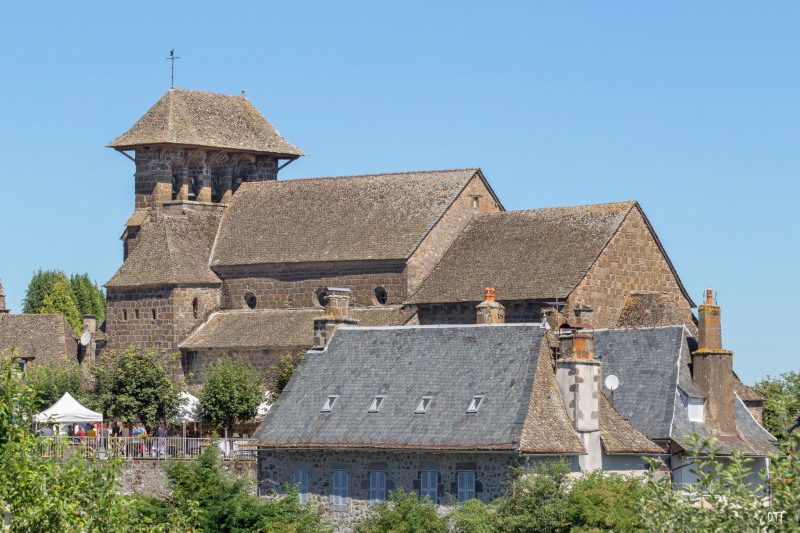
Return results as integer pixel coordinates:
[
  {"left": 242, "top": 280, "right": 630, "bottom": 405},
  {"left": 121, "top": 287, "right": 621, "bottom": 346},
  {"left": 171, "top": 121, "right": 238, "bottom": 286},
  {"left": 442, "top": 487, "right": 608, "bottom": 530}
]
[
  {"left": 369, "top": 470, "right": 386, "bottom": 504},
  {"left": 420, "top": 470, "right": 437, "bottom": 503},
  {"left": 321, "top": 395, "right": 338, "bottom": 412},
  {"left": 332, "top": 469, "right": 349, "bottom": 506},
  {"left": 688, "top": 397, "right": 704, "bottom": 422},
  {"left": 292, "top": 468, "right": 309, "bottom": 504},
  {"left": 368, "top": 396, "right": 385, "bottom": 413},
  {"left": 416, "top": 396, "right": 432, "bottom": 414},
  {"left": 466, "top": 396, "right": 484, "bottom": 413},
  {"left": 457, "top": 470, "right": 476, "bottom": 501}
]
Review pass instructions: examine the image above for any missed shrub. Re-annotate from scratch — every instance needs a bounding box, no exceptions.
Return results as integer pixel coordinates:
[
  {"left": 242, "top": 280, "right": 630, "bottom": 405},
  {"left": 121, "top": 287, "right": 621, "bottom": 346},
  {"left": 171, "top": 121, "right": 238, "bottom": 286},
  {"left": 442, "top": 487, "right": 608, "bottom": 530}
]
[{"left": 355, "top": 488, "right": 447, "bottom": 533}]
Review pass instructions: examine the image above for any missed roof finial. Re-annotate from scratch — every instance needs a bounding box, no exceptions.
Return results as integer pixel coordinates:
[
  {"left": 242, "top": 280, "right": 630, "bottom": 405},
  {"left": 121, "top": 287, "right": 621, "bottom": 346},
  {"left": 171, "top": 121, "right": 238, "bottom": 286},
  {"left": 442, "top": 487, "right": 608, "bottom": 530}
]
[
  {"left": 165, "top": 49, "right": 180, "bottom": 89},
  {"left": 241, "top": 89, "right": 247, "bottom": 98}
]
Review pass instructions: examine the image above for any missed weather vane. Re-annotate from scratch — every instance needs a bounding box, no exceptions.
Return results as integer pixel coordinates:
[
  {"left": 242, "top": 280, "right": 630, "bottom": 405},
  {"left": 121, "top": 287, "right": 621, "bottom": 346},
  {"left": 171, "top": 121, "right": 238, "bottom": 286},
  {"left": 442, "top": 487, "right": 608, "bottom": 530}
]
[{"left": 165, "top": 49, "right": 180, "bottom": 89}]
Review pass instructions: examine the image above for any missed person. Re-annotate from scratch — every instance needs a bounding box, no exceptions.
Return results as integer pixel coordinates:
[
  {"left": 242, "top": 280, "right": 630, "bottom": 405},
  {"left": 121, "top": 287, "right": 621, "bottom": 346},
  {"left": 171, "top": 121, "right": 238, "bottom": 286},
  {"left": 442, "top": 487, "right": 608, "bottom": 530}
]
[
  {"left": 132, "top": 423, "right": 145, "bottom": 457},
  {"left": 41, "top": 425, "right": 53, "bottom": 437},
  {"left": 156, "top": 424, "right": 167, "bottom": 456},
  {"left": 76, "top": 425, "right": 86, "bottom": 438},
  {"left": 87, "top": 424, "right": 96, "bottom": 438}
]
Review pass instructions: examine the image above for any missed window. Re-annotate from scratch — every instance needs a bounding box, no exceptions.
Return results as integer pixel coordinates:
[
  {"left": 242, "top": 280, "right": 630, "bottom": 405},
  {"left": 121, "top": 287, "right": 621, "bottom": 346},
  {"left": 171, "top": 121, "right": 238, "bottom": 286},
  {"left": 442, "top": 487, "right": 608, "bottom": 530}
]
[
  {"left": 332, "top": 470, "right": 349, "bottom": 506},
  {"left": 123, "top": 309, "right": 128, "bottom": 321},
  {"left": 151, "top": 309, "right": 157, "bottom": 320},
  {"left": 457, "top": 471, "right": 476, "bottom": 501},
  {"left": 368, "top": 396, "right": 385, "bottom": 413},
  {"left": 292, "top": 469, "right": 309, "bottom": 503},
  {"left": 415, "top": 397, "right": 432, "bottom": 414},
  {"left": 192, "top": 297, "right": 199, "bottom": 319},
  {"left": 467, "top": 396, "right": 484, "bottom": 413},
  {"left": 369, "top": 470, "right": 386, "bottom": 504},
  {"left": 471, "top": 196, "right": 480, "bottom": 208},
  {"left": 15, "top": 360, "right": 26, "bottom": 373},
  {"left": 688, "top": 397, "right": 704, "bottom": 422},
  {"left": 135, "top": 308, "right": 140, "bottom": 319},
  {"left": 420, "top": 471, "right": 437, "bottom": 503},
  {"left": 315, "top": 288, "right": 328, "bottom": 307},
  {"left": 244, "top": 292, "right": 257, "bottom": 309},
  {"left": 321, "top": 395, "right": 338, "bottom": 412},
  {"left": 374, "top": 287, "right": 388, "bottom": 305}
]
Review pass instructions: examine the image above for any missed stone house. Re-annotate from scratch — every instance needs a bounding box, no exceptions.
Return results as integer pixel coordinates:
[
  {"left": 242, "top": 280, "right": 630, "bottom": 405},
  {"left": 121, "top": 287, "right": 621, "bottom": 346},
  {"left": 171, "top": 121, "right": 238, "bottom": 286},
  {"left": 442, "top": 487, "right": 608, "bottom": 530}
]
[{"left": 253, "top": 292, "right": 664, "bottom": 522}]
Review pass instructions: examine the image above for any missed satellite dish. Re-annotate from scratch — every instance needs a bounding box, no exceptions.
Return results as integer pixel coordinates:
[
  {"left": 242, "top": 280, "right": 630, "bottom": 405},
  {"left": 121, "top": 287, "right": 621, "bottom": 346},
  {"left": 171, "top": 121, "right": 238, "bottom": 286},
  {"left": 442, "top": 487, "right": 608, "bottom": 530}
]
[
  {"left": 80, "top": 332, "right": 91, "bottom": 346},
  {"left": 605, "top": 375, "right": 619, "bottom": 391}
]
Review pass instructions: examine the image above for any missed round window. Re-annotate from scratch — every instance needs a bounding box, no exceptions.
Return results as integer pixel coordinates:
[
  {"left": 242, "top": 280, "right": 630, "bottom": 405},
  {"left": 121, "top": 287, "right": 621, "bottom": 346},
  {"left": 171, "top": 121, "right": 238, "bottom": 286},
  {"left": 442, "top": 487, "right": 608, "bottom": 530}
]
[
  {"left": 245, "top": 292, "right": 257, "bottom": 309},
  {"left": 374, "top": 287, "right": 388, "bottom": 305}
]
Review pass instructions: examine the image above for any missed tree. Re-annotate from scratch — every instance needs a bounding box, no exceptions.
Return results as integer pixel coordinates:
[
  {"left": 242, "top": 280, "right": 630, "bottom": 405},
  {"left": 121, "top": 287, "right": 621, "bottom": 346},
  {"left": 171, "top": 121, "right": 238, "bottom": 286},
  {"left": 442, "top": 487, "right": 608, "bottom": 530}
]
[
  {"left": 69, "top": 272, "right": 106, "bottom": 324},
  {"left": 754, "top": 371, "right": 800, "bottom": 439},
  {"left": 39, "top": 273, "right": 83, "bottom": 335},
  {"left": 200, "top": 357, "right": 263, "bottom": 434},
  {"left": 25, "top": 360, "right": 86, "bottom": 411},
  {"left": 355, "top": 488, "right": 447, "bottom": 533},
  {"left": 0, "top": 350, "right": 139, "bottom": 531},
  {"left": 92, "top": 346, "right": 182, "bottom": 429},
  {"left": 21, "top": 269, "right": 60, "bottom": 314},
  {"left": 264, "top": 351, "right": 305, "bottom": 401}
]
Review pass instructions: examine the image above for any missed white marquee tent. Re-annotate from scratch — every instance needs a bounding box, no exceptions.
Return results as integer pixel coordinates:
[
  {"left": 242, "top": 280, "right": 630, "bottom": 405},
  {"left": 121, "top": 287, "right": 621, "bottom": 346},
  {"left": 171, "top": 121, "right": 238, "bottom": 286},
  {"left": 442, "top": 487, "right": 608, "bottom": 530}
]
[{"left": 34, "top": 392, "right": 102, "bottom": 423}]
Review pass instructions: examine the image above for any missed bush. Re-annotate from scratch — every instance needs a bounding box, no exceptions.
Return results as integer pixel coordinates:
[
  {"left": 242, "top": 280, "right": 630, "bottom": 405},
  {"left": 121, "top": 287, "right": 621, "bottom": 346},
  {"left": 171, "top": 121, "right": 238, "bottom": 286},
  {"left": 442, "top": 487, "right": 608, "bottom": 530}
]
[
  {"left": 566, "top": 471, "right": 645, "bottom": 532},
  {"left": 355, "top": 488, "right": 447, "bottom": 533}
]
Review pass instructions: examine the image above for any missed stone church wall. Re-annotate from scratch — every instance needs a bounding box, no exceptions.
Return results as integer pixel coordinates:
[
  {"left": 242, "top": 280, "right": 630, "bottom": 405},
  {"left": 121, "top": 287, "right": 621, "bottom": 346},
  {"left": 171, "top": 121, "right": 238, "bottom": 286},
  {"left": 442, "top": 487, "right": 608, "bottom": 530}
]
[
  {"left": 106, "top": 285, "right": 220, "bottom": 353},
  {"left": 406, "top": 175, "right": 502, "bottom": 294},
  {"left": 568, "top": 207, "right": 694, "bottom": 330},
  {"left": 218, "top": 262, "right": 406, "bottom": 310}
]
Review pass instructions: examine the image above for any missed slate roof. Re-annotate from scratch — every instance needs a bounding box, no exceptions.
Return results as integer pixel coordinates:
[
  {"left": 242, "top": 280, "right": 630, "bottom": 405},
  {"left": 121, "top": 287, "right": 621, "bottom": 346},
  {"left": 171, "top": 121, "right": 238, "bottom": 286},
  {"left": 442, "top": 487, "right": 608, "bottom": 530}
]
[
  {"left": 254, "top": 324, "right": 584, "bottom": 451},
  {"left": 599, "top": 394, "right": 667, "bottom": 454},
  {"left": 106, "top": 212, "right": 222, "bottom": 288},
  {"left": 594, "top": 325, "right": 777, "bottom": 456},
  {"left": 108, "top": 89, "right": 305, "bottom": 156},
  {"left": 0, "top": 314, "right": 78, "bottom": 365},
  {"left": 408, "top": 202, "right": 637, "bottom": 304},
  {"left": 210, "top": 169, "right": 484, "bottom": 266},
  {"left": 179, "top": 307, "right": 416, "bottom": 350}
]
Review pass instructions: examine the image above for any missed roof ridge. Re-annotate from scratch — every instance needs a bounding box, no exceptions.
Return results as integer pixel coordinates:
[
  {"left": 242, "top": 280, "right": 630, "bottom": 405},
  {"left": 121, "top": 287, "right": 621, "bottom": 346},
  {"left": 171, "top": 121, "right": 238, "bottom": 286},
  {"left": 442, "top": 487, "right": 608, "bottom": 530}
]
[
  {"left": 276, "top": 168, "right": 480, "bottom": 183},
  {"left": 477, "top": 200, "right": 637, "bottom": 218},
  {"left": 169, "top": 88, "right": 246, "bottom": 99}
]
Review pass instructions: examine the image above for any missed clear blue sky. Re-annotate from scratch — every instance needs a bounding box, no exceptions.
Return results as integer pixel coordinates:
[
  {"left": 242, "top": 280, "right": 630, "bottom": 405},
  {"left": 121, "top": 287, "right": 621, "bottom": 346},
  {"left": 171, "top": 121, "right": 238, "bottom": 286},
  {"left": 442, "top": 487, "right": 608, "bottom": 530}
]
[{"left": 0, "top": 2, "right": 797, "bottom": 386}]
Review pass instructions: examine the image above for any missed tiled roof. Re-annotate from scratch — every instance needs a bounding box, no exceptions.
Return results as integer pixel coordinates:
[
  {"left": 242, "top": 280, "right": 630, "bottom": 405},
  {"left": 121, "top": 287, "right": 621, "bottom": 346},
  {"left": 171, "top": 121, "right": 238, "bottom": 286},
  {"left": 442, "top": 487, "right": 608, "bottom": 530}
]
[
  {"left": 253, "top": 324, "right": 581, "bottom": 451},
  {"left": 0, "top": 314, "right": 78, "bottom": 365},
  {"left": 733, "top": 374, "right": 765, "bottom": 402},
  {"left": 210, "top": 169, "right": 481, "bottom": 266},
  {"left": 179, "top": 306, "right": 416, "bottom": 350},
  {"left": 408, "top": 202, "right": 636, "bottom": 304},
  {"left": 106, "top": 211, "right": 222, "bottom": 288},
  {"left": 107, "top": 89, "right": 305, "bottom": 156},
  {"left": 599, "top": 394, "right": 667, "bottom": 454},
  {"left": 616, "top": 292, "right": 687, "bottom": 328}
]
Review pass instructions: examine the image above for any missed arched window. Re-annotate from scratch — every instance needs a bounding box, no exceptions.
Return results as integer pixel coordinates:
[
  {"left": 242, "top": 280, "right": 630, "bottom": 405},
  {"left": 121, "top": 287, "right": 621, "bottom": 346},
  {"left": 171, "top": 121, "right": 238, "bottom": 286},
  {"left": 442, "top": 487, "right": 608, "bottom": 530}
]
[
  {"left": 245, "top": 292, "right": 257, "bottom": 309},
  {"left": 374, "top": 287, "right": 388, "bottom": 305}
]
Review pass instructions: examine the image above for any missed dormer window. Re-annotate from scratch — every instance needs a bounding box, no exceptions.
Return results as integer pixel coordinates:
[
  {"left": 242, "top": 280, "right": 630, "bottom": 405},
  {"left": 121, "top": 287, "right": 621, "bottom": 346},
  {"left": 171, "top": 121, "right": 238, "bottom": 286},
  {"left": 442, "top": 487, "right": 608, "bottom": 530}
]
[
  {"left": 368, "top": 396, "right": 385, "bottom": 413},
  {"left": 322, "top": 395, "right": 339, "bottom": 412},
  {"left": 688, "top": 397, "right": 704, "bottom": 422},
  {"left": 467, "top": 396, "right": 484, "bottom": 413},
  {"left": 415, "top": 396, "right": 432, "bottom": 414}
]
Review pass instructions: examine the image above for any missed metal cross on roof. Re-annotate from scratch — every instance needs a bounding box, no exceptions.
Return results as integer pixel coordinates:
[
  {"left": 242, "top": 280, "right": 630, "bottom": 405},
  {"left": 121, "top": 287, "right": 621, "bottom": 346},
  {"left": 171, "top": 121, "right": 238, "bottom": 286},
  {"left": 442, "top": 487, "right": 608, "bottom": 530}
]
[{"left": 165, "top": 49, "right": 180, "bottom": 89}]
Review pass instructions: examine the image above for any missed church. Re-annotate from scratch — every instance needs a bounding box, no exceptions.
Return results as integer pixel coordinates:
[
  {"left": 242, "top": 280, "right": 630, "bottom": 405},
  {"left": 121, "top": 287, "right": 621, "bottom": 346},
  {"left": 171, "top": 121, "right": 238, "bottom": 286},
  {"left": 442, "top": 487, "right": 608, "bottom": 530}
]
[{"left": 97, "top": 88, "right": 775, "bottom": 519}]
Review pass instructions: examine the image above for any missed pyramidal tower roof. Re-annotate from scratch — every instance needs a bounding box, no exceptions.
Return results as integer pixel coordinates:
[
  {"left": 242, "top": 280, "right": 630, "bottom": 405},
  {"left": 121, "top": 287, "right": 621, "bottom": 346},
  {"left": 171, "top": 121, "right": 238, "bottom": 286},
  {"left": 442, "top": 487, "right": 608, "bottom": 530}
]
[{"left": 107, "top": 88, "right": 305, "bottom": 157}]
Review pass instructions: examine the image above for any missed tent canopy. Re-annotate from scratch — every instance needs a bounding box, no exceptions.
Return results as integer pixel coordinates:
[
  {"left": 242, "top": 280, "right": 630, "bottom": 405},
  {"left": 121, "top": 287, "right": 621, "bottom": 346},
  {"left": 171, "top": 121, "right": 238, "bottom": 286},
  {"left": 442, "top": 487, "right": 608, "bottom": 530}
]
[
  {"left": 178, "top": 391, "right": 201, "bottom": 423},
  {"left": 35, "top": 392, "right": 102, "bottom": 423}
]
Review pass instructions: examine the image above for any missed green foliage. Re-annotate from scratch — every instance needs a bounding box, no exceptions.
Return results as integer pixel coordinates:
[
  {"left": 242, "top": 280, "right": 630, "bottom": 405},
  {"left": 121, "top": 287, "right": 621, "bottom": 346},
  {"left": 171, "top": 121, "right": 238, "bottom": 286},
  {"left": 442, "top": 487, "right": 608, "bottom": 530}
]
[
  {"left": 640, "top": 434, "right": 800, "bottom": 532},
  {"left": 0, "top": 350, "right": 138, "bottom": 531},
  {"left": 39, "top": 273, "right": 83, "bottom": 334},
  {"left": 492, "top": 460, "right": 572, "bottom": 533},
  {"left": 92, "top": 346, "right": 182, "bottom": 429},
  {"left": 447, "top": 498, "right": 496, "bottom": 533},
  {"left": 25, "top": 360, "right": 86, "bottom": 411},
  {"left": 754, "top": 371, "right": 800, "bottom": 439},
  {"left": 22, "top": 269, "right": 106, "bottom": 333},
  {"left": 137, "top": 446, "right": 330, "bottom": 533},
  {"left": 264, "top": 351, "right": 305, "bottom": 401},
  {"left": 21, "top": 269, "right": 60, "bottom": 314},
  {"left": 69, "top": 272, "right": 106, "bottom": 324},
  {"left": 355, "top": 488, "right": 447, "bottom": 533},
  {"left": 200, "top": 356, "right": 263, "bottom": 432},
  {"left": 566, "top": 470, "right": 645, "bottom": 532}
]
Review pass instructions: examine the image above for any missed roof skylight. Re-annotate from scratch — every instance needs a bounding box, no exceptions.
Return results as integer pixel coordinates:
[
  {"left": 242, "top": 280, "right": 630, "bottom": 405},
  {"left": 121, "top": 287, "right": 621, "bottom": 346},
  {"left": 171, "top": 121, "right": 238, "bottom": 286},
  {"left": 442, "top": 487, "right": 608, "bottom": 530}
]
[
  {"left": 415, "top": 396, "right": 432, "bottom": 414},
  {"left": 368, "top": 396, "right": 385, "bottom": 413},
  {"left": 467, "top": 396, "right": 484, "bottom": 413},
  {"left": 321, "top": 395, "right": 338, "bottom": 412}
]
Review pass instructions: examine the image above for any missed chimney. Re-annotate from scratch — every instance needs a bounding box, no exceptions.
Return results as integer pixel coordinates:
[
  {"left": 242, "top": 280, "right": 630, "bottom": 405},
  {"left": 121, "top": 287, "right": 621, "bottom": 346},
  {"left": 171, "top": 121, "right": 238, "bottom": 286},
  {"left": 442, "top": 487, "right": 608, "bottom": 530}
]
[
  {"left": 476, "top": 287, "right": 505, "bottom": 324},
  {"left": 83, "top": 314, "right": 97, "bottom": 333},
  {"left": 313, "top": 288, "right": 359, "bottom": 348},
  {"left": 555, "top": 325, "right": 602, "bottom": 471},
  {"left": 0, "top": 282, "right": 9, "bottom": 314},
  {"left": 692, "top": 288, "right": 736, "bottom": 436}
]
